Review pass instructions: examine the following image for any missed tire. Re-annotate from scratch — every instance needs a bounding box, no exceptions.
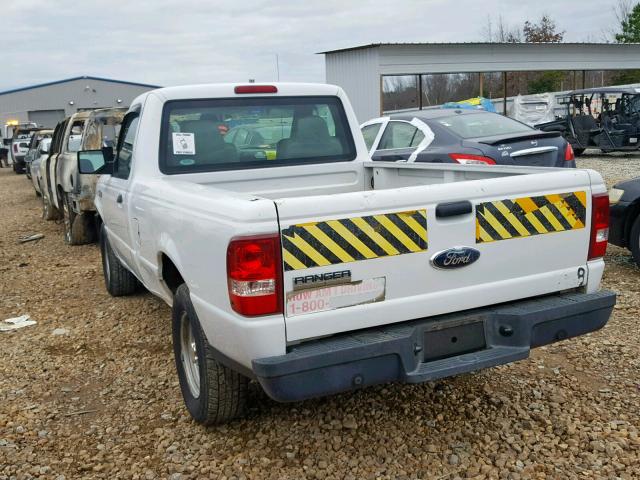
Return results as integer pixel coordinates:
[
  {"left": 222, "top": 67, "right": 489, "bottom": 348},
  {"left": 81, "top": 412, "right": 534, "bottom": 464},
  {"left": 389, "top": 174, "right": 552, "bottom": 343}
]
[
  {"left": 573, "top": 148, "right": 586, "bottom": 157},
  {"left": 42, "top": 192, "right": 61, "bottom": 221},
  {"left": 100, "top": 224, "right": 139, "bottom": 296},
  {"left": 61, "top": 192, "right": 95, "bottom": 245},
  {"left": 172, "top": 284, "right": 248, "bottom": 425},
  {"left": 630, "top": 215, "right": 640, "bottom": 268}
]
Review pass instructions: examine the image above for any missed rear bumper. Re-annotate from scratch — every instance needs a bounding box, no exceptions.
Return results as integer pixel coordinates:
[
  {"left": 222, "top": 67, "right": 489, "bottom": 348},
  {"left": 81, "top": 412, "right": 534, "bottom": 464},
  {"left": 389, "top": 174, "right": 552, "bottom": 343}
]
[{"left": 253, "top": 290, "right": 616, "bottom": 402}]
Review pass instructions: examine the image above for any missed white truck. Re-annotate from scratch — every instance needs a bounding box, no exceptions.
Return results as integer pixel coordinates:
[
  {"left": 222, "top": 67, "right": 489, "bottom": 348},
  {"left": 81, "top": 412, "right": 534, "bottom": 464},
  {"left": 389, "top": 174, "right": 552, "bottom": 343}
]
[{"left": 77, "top": 83, "right": 616, "bottom": 425}]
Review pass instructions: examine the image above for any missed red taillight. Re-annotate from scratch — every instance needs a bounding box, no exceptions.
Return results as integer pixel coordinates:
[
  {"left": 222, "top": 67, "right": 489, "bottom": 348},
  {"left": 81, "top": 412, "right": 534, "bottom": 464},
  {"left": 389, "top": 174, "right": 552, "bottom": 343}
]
[
  {"left": 234, "top": 85, "right": 278, "bottom": 94},
  {"left": 564, "top": 143, "right": 575, "bottom": 162},
  {"left": 448, "top": 153, "right": 496, "bottom": 165},
  {"left": 13, "top": 143, "right": 18, "bottom": 153},
  {"left": 227, "top": 234, "right": 282, "bottom": 316},
  {"left": 588, "top": 193, "right": 609, "bottom": 260}
]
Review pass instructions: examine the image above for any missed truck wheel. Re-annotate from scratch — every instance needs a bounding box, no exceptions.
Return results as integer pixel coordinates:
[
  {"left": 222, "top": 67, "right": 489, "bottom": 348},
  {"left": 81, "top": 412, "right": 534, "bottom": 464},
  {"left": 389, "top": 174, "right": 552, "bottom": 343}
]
[
  {"left": 62, "top": 193, "right": 95, "bottom": 245},
  {"left": 42, "top": 193, "right": 61, "bottom": 221},
  {"left": 630, "top": 215, "right": 640, "bottom": 268},
  {"left": 172, "top": 284, "right": 248, "bottom": 425},
  {"left": 100, "top": 224, "right": 139, "bottom": 296}
]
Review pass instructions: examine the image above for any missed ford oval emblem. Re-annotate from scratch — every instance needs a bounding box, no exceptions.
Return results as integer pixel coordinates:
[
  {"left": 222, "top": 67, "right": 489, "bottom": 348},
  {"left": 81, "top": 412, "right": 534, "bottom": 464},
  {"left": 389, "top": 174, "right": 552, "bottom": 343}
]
[{"left": 430, "top": 247, "right": 480, "bottom": 270}]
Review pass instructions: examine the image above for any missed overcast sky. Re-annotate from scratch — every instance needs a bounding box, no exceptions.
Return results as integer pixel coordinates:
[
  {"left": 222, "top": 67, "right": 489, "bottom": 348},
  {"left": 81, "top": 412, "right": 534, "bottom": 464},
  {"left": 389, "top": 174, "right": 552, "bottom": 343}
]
[{"left": 1, "top": 0, "right": 622, "bottom": 91}]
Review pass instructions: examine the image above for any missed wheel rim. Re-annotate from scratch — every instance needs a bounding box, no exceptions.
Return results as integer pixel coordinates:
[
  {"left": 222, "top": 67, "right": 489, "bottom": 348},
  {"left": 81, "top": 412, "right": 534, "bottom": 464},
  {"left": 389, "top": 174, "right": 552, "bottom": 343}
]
[{"left": 180, "top": 312, "right": 200, "bottom": 398}]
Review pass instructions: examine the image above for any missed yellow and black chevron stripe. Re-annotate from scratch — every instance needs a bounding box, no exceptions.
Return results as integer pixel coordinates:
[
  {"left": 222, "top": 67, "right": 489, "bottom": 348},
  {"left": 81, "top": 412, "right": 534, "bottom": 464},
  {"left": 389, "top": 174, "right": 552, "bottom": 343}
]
[
  {"left": 282, "top": 210, "right": 428, "bottom": 271},
  {"left": 476, "top": 191, "right": 587, "bottom": 243}
]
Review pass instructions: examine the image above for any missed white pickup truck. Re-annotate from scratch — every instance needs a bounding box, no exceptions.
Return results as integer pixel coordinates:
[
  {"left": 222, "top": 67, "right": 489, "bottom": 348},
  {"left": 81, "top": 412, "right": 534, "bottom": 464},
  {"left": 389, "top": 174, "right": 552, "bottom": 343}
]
[{"left": 77, "top": 83, "right": 616, "bottom": 425}]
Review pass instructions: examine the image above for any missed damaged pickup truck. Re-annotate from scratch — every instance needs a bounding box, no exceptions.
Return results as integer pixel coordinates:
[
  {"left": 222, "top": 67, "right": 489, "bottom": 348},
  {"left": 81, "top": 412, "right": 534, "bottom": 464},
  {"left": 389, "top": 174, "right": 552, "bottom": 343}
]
[
  {"left": 79, "top": 83, "right": 616, "bottom": 424},
  {"left": 50, "top": 108, "right": 126, "bottom": 244}
]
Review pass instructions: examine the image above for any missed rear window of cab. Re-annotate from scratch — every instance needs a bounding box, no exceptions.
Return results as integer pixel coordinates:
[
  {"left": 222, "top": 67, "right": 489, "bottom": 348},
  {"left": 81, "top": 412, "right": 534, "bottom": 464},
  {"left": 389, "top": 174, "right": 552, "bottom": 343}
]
[{"left": 159, "top": 96, "right": 357, "bottom": 174}]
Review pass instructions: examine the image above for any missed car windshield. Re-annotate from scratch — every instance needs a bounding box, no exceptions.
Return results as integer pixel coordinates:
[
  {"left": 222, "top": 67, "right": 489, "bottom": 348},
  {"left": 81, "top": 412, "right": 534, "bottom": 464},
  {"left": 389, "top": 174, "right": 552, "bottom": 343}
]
[
  {"left": 436, "top": 113, "right": 533, "bottom": 139},
  {"left": 160, "top": 96, "right": 356, "bottom": 173}
]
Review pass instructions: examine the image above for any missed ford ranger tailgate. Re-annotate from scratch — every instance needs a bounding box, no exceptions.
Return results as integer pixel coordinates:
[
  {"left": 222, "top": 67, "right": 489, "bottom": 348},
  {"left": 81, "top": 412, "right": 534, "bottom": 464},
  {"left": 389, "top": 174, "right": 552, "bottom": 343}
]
[{"left": 276, "top": 168, "right": 594, "bottom": 342}]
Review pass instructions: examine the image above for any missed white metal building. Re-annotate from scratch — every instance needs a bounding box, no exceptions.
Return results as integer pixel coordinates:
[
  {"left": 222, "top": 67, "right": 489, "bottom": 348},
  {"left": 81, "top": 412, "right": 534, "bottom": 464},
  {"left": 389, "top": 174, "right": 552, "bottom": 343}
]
[
  {"left": 321, "top": 43, "right": 640, "bottom": 122},
  {"left": 0, "top": 76, "right": 158, "bottom": 130}
]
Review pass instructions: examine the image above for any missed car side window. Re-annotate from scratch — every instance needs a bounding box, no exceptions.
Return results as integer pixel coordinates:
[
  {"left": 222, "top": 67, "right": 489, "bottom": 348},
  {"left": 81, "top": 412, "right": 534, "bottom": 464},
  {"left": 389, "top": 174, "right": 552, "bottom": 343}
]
[
  {"left": 361, "top": 123, "right": 382, "bottom": 150},
  {"left": 378, "top": 121, "right": 422, "bottom": 150},
  {"left": 113, "top": 114, "right": 140, "bottom": 180}
]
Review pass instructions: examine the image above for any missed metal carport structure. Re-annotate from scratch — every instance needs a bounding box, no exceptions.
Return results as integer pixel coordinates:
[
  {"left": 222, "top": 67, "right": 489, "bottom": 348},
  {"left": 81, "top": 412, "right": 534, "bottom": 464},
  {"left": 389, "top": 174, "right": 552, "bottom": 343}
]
[{"left": 321, "top": 43, "right": 640, "bottom": 122}]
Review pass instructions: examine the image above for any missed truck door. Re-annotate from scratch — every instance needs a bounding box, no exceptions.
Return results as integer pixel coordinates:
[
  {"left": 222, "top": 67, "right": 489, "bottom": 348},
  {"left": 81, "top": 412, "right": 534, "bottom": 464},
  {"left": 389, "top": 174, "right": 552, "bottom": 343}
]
[{"left": 100, "top": 112, "right": 140, "bottom": 270}]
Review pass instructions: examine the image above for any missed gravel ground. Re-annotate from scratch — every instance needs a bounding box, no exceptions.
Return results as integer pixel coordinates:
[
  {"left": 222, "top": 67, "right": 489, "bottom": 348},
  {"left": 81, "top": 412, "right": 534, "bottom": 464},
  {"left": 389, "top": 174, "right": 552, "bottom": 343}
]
[{"left": 1, "top": 156, "right": 640, "bottom": 480}]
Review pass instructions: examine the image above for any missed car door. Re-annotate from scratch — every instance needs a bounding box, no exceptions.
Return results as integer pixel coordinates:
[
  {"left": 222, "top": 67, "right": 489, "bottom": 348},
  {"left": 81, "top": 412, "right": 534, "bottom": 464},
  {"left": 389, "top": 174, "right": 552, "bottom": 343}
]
[
  {"left": 370, "top": 120, "right": 428, "bottom": 162},
  {"left": 100, "top": 111, "right": 140, "bottom": 270},
  {"left": 46, "top": 120, "right": 68, "bottom": 209}
]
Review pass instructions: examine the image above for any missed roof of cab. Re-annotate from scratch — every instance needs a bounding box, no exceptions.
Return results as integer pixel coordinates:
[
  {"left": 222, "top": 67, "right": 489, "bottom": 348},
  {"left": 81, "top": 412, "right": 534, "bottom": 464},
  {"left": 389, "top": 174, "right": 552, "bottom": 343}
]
[{"left": 144, "top": 82, "right": 342, "bottom": 102}]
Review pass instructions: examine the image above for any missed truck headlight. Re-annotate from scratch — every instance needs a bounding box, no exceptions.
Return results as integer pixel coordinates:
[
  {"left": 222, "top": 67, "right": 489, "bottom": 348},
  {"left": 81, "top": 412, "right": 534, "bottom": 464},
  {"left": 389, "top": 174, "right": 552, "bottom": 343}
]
[{"left": 608, "top": 187, "right": 624, "bottom": 205}]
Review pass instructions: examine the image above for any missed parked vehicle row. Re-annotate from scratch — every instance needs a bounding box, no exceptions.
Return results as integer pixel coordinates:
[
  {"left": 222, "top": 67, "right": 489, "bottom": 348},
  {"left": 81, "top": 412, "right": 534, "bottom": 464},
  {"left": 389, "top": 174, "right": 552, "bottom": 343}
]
[
  {"left": 71, "top": 82, "right": 614, "bottom": 425},
  {"left": 23, "top": 108, "right": 126, "bottom": 244}
]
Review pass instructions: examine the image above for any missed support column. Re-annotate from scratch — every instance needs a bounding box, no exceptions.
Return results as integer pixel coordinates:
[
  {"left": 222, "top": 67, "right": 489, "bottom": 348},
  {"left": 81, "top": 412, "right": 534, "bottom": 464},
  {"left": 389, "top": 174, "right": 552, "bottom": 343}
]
[
  {"left": 418, "top": 74, "right": 423, "bottom": 111},
  {"left": 502, "top": 72, "right": 508, "bottom": 115},
  {"left": 479, "top": 73, "right": 484, "bottom": 97}
]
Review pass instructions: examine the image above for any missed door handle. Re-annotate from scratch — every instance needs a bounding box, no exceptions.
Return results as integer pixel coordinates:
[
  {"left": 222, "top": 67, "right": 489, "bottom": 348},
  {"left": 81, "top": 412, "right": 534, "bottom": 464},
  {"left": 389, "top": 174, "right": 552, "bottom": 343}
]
[
  {"left": 436, "top": 201, "right": 473, "bottom": 218},
  {"left": 116, "top": 194, "right": 123, "bottom": 204}
]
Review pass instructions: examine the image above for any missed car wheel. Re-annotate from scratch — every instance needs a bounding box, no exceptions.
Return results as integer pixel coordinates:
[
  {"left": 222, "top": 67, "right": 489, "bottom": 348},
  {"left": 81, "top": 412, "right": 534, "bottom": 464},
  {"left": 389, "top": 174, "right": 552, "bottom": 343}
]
[
  {"left": 61, "top": 193, "right": 95, "bottom": 245},
  {"left": 172, "top": 284, "right": 248, "bottom": 425},
  {"left": 630, "top": 215, "right": 640, "bottom": 268},
  {"left": 100, "top": 224, "right": 139, "bottom": 296},
  {"left": 42, "top": 192, "right": 61, "bottom": 221}
]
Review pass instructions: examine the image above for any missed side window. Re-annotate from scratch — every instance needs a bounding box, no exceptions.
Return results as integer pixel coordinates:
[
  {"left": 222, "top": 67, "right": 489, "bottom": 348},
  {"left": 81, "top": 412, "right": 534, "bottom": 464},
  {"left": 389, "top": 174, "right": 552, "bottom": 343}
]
[
  {"left": 114, "top": 115, "right": 140, "bottom": 179},
  {"left": 361, "top": 123, "right": 382, "bottom": 150},
  {"left": 378, "top": 121, "right": 421, "bottom": 150},
  {"left": 66, "top": 121, "right": 85, "bottom": 152}
]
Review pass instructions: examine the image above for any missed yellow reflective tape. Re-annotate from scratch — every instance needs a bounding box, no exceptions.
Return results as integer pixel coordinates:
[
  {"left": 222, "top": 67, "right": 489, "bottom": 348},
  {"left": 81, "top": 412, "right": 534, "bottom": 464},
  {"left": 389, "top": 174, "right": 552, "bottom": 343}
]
[
  {"left": 397, "top": 212, "right": 428, "bottom": 242},
  {"left": 374, "top": 214, "right": 421, "bottom": 252},
  {"left": 494, "top": 201, "right": 530, "bottom": 237},
  {"left": 350, "top": 217, "right": 399, "bottom": 256},
  {"left": 516, "top": 197, "right": 538, "bottom": 213},
  {"left": 286, "top": 233, "right": 331, "bottom": 267},
  {"left": 325, "top": 220, "right": 379, "bottom": 259},
  {"left": 477, "top": 224, "right": 495, "bottom": 243},
  {"left": 574, "top": 191, "right": 587, "bottom": 208},
  {"left": 555, "top": 202, "right": 577, "bottom": 228},
  {"left": 524, "top": 211, "right": 548, "bottom": 234},
  {"left": 302, "top": 224, "right": 354, "bottom": 263},
  {"left": 545, "top": 194, "right": 563, "bottom": 205},
  {"left": 539, "top": 206, "right": 564, "bottom": 231},
  {"left": 283, "top": 250, "right": 306, "bottom": 270},
  {"left": 482, "top": 208, "right": 513, "bottom": 239}
]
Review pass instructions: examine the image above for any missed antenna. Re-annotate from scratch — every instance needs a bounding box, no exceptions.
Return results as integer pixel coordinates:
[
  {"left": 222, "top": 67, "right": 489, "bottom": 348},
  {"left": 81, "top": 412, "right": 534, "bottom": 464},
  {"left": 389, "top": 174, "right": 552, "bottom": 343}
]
[{"left": 275, "top": 54, "right": 280, "bottom": 81}]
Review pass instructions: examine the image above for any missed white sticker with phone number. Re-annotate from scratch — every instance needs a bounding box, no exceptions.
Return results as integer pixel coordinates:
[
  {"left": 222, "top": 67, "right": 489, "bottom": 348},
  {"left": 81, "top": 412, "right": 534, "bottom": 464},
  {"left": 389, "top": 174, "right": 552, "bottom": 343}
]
[
  {"left": 286, "top": 277, "right": 385, "bottom": 317},
  {"left": 172, "top": 132, "right": 195, "bottom": 155}
]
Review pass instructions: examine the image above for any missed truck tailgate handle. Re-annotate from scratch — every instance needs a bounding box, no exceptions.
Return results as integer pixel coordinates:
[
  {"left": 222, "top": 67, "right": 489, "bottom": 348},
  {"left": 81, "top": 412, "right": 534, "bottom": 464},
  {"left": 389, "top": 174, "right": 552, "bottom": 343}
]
[{"left": 436, "top": 201, "right": 473, "bottom": 218}]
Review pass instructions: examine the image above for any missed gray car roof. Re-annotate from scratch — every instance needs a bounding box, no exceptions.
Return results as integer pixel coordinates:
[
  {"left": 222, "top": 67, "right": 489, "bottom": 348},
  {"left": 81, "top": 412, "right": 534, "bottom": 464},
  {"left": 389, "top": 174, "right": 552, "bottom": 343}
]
[{"left": 391, "top": 109, "right": 490, "bottom": 122}]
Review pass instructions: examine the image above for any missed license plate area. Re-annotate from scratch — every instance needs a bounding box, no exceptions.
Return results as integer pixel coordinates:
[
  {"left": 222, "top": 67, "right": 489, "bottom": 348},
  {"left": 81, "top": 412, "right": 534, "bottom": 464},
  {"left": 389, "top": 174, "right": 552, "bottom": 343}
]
[{"left": 423, "top": 322, "right": 486, "bottom": 362}]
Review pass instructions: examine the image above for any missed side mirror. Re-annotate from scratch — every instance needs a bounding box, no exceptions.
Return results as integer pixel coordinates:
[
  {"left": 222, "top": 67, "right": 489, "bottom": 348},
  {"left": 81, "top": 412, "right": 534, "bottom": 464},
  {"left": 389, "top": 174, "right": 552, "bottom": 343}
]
[{"left": 77, "top": 148, "right": 114, "bottom": 175}]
